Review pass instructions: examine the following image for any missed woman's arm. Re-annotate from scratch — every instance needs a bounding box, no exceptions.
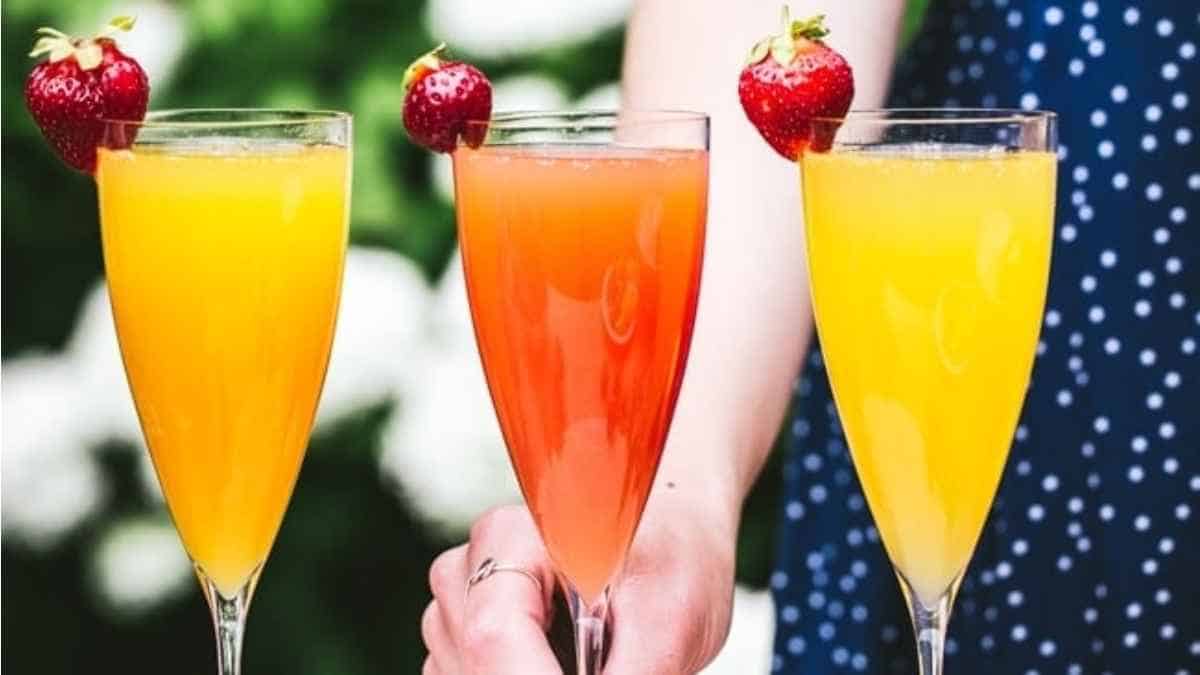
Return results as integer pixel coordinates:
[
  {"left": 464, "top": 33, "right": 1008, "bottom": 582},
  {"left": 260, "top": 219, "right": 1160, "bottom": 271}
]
[{"left": 421, "top": 3, "right": 905, "bottom": 673}]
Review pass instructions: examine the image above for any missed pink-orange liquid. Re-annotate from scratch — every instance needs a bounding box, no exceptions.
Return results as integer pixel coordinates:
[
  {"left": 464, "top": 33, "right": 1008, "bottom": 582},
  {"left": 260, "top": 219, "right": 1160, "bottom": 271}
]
[{"left": 454, "top": 145, "right": 707, "bottom": 601}]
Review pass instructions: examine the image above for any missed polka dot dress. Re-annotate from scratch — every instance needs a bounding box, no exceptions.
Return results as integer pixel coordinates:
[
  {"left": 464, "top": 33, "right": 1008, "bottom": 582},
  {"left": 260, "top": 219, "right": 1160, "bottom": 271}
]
[{"left": 772, "top": 1, "right": 1199, "bottom": 673}]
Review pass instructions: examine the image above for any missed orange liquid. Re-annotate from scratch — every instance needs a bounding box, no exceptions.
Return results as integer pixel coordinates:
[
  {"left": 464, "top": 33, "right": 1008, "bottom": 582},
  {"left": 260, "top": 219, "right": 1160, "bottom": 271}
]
[
  {"left": 454, "top": 146, "right": 707, "bottom": 601},
  {"left": 98, "top": 144, "right": 349, "bottom": 595}
]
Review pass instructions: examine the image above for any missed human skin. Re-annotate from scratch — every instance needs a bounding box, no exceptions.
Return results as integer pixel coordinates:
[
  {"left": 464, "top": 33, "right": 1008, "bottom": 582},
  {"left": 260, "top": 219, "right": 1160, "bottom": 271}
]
[{"left": 421, "top": 1, "right": 904, "bottom": 672}]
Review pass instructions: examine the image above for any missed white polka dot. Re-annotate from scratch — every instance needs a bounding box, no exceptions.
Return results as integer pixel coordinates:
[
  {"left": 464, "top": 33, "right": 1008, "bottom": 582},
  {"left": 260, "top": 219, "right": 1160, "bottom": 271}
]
[
  {"left": 1057, "top": 389, "right": 1074, "bottom": 406},
  {"left": 1029, "top": 42, "right": 1047, "bottom": 60},
  {"left": 1089, "top": 306, "right": 1106, "bottom": 323},
  {"left": 981, "top": 36, "right": 997, "bottom": 53},
  {"left": 1111, "top": 84, "right": 1129, "bottom": 102},
  {"left": 1161, "top": 624, "right": 1177, "bottom": 640},
  {"left": 1012, "top": 624, "right": 1028, "bottom": 642},
  {"left": 1159, "top": 537, "right": 1175, "bottom": 554},
  {"left": 1157, "top": 18, "right": 1175, "bottom": 36},
  {"left": 1182, "top": 42, "right": 1196, "bottom": 59},
  {"left": 1129, "top": 465, "right": 1145, "bottom": 482},
  {"left": 1079, "top": 23, "right": 1097, "bottom": 40},
  {"left": 1125, "top": 631, "right": 1140, "bottom": 648},
  {"left": 1028, "top": 503, "right": 1046, "bottom": 521},
  {"left": 1154, "top": 227, "right": 1171, "bottom": 244},
  {"left": 1147, "top": 392, "right": 1164, "bottom": 409},
  {"left": 1097, "top": 139, "right": 1115, "bottom": 157},
  {"left": 1061, "top": 224, "right": 1077, "bottom": 241},
  {"left": 1138, "top": 270, "right": 1156, "bottom": 287},
  {"left": 1100, "top": 504, "right": 1116, "bottom": 521},
  {"left": 1009, "top": 590, "right": 1025, "bottom": 607},
  {"left": 1021, "top": 92, "right": 1040, "bottom": 110},
  {"left": 1135, "top": 513, "right": 1152, "bottom": 530},
  {"left": 1069, "top": 333, "right": 1084, "bottom": 349},
  {"left": 1135, "top": 299, "right": 1152, "bottom": 317},
  {"left": 1081, "top": 1, "right": 1098, "bottom": 18},
  {"left": 1172, "top": 92, "right": 1189, "bottom": 109},
  {"left": 1164, "top": 457, "right": 1179, "bottom": 474},
  {"left": 1162, "top": 62, "right": 1180, "bottom": 80},
  {"left": 1094, "top": 416, "right": 1110, "bottom": 433},
  {"left": 1141, "top": 348, "right": 1157, "bottom": 366},
  {"left": 1132, "top": 435, "right": 1149, "bottom": 452},
  {"left": 771, "top": 571, "right": 789, "bottom": 589},
  {"left": 1178, "top": 503, "right": 1192, "bottom": 520},
  {"left": 1113, "top": 172, "right": 1130, "bottom": 189},
  {"left": 1146, "top": 104, "right": 1163, "bottom": 122},
  {"left": 1123, "top": 7, "right": 1140, "bottom": 24},
  {"left": 1045, "top": 6, "right": 1064, "bottom": 24},
  {"left": 1143, "top": 134, "right": 1159, "bottom": 151},
  {"left": 1013, "top": 539, "right": 1030, "bottom": 555},
  {"left": 1156, "top": 588, "right": 1171, "bottom": 604},
  {"left": 1042, "top": 474, "right": 1060, "bottom": 492},
  {"left": 1127, "top": 602, "right": 1143, "bottom": 619},
  {"left": 1079, "top": 205, "right": 1094, "bottom": 221},
  {"left": 1007, "top": 9, "right": 1023, "bottom": 27},
  {"left": 1164, "top": 371, "right": 1181, "bottom": 388},
  {"left": 1040, "top": 639, "right": 1057, "bottom": 657},
  {"left": 787, "top": 636, "right": 806, "bottom": 654},
  {"left": 1082, "top": 275, "right": 1098, "bottom": 292},
  {"left": 1143, "top": 558, "right": 1159, "bottom": 575},
  {"left": 1184, "top": 338, "right": 1196, "bottom": 354},
  {"left": 1100, "top": 249, "right": 1118, "bottom": 267},
  {"left": 1190, "top": 174, "right": 1200, "bottom": 190},
  {"left": 1057, "top": 554, "right": 1073, "bottom": 571},
  {"left": 1165, "top": 257, "right": 1182, "bottom": 274},
  {"left": 1177, "top": 128, "right": 1194, "bottom": 145},
  {"left": 1077, "top": 536, "right": 1092, "bottom": 552},
  {"left": 1146, "top": 182, "right": 1164, "bottom": 200},
  {"left": 1067, "top": 521, "right": 1082, "bottom": 537},
  {"left": 1160, "top": 422, "right": 1176, "bottom": 439},
  {"left": 810, "top": 484, "right": 827, "bottom": 503},
  {"left": 1084, "top": 607, "right": 1099, "bottom": 623},
  {"left": 786, "top": 500, "right": 806, "bottom": 520},
  {"left": 1088, "top": 39, "right": 1105, "bottom": 57},
  {"left": 1069, "top": 58, "right": 1085, "bottom": 76},
  {"left": 1082, "top": 441, "right": 1096, "bottom": 457}
]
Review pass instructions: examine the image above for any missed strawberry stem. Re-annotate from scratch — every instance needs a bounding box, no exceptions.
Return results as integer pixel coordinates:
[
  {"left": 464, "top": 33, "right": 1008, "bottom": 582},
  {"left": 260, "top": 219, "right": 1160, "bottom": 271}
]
[
  {"left": 403, "top": 43, "right": 449, "bottom": 91},
  {"left": 28, "top": 16, "right": 137, "bottom": 68},
  {"left": 789, "top": 13, "right": 830, "bottom": 40}
]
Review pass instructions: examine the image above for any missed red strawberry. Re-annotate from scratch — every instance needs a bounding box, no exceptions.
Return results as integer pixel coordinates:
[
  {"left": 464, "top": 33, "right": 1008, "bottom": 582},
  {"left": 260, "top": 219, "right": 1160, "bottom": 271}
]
[
  {"left": 402, "top": 44, "right": 492, "bottom": 153},
  {"left": 738, "top": 10, "right": 854, "bottom": 160},
  {"left": 25, "top": 16, "right": 149, "bottom": 173}
]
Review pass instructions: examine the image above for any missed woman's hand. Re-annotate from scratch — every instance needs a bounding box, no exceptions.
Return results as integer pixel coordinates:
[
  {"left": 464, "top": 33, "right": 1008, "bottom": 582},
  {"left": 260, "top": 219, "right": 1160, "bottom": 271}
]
[{"left": 421, "top": 491, "right": 737, "bottom": 675}]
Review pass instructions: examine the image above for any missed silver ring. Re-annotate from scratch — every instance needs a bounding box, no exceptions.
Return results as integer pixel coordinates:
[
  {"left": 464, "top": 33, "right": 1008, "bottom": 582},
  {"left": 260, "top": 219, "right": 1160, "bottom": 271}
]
[{"left": 465, "top": 557, "right": 544, "bottom": 599}]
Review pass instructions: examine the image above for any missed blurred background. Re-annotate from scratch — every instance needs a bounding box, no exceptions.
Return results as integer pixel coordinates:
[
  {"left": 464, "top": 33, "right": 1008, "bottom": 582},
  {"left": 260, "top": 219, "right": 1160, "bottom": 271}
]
[{"left": 2, "top": 1, "right": 927, "bottom": 672}]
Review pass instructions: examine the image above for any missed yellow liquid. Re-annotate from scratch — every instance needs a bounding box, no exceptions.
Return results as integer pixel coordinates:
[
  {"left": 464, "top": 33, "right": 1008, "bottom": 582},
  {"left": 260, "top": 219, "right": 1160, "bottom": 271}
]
[
  {"left": 802, "top": 148, "right": 1055, "bottom": 605},
  {"left": 98, "top": 144, "right": 350, "bottom": 595}
]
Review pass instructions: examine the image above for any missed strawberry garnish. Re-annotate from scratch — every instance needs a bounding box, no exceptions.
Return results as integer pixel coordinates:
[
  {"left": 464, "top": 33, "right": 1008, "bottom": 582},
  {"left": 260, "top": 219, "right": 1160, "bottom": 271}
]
[
  {"left": 402, "top": 44, "right": 492, "bottom": 153},
  {"left": 738, "top": 9, "right": 854, "bottom": 160},
  {"left": 25, "top": 16, "right": 149, "bottom": 173}
]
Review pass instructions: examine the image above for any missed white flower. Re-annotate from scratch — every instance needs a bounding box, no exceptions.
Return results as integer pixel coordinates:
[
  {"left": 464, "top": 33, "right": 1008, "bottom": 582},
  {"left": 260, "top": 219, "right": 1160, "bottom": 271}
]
[
  {"left": 315, "top": 247, "right": 433, "bottom": 428},
  {"left": 378, "top": 255, "right": 518, "bottom": 536},
  {"left": 1, "top": 353, "right": 106, "bottom": 549},
  {"left": 426, "top": 0, "right": 632, "bottom": 58},
  {"left": 90, "top": 516, "right": 192, "bottom": 615},
  {"left": 702, "top": 586, "right": 776, "bottom": 674}
]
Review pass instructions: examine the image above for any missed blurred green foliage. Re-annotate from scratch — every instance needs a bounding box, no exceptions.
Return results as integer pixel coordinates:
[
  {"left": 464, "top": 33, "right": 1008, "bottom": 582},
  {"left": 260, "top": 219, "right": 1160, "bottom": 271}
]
[{"left": 3, "top": 2, "right": 928, "bottom": 673}]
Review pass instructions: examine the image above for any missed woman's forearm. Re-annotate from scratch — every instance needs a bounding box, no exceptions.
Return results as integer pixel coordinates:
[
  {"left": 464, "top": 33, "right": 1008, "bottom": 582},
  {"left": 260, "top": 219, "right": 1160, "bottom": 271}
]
[{"left": 623, "top": 0, "right": 906, "bottom": 522}]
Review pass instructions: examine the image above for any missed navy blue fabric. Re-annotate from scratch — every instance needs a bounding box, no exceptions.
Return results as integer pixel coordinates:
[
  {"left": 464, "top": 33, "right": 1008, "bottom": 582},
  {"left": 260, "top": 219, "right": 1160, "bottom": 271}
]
[{"left": 771, "top": 2, "right": 1199, "bottom": 673}]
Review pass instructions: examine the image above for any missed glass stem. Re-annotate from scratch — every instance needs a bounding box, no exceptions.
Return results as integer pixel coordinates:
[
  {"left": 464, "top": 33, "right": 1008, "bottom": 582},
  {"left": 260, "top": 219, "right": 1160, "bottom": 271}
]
[
  {"left": 198, "top": 566, "right": 261, "bottom": 675},
  {"left": 896, "top": 572, "right": 958, "bottom": 675},
  {"left": 563, "top": 581, "right": 611, "bottom": 675}
]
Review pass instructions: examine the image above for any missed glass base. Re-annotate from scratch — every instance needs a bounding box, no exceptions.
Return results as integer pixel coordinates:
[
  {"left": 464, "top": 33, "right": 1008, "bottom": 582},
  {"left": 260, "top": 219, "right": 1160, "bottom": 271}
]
[{"left": 197, "top": 564, "right": 262, "bottom": 675}]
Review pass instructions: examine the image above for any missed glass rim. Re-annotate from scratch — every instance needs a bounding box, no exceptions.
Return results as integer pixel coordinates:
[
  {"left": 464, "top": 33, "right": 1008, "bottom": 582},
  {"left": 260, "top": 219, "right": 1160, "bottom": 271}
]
[
  {"left": 811, "top": 108, "right": 1058, "bottom": 125},
  {"left": 100, "top": 108, "right": 352, "bottom": 128},
  {"left": 465, "top": 108, "right": 709, "bottom": 131}
]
